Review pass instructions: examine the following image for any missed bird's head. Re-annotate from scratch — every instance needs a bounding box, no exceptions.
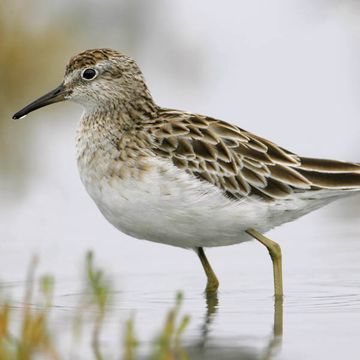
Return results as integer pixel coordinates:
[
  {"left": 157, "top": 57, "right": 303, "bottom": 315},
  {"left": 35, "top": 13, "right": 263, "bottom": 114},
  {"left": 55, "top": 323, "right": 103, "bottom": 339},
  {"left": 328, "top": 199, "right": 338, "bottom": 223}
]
[{"left": 13, "top": 48, "right": 152, "bottom": 119}]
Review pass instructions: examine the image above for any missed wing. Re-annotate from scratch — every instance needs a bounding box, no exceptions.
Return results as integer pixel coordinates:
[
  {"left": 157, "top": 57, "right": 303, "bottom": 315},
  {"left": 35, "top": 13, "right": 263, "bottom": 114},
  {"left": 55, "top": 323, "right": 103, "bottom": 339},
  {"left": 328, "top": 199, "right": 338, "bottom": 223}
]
[{"left": 150, "top": 109, "right": 360, "bottom": 201}]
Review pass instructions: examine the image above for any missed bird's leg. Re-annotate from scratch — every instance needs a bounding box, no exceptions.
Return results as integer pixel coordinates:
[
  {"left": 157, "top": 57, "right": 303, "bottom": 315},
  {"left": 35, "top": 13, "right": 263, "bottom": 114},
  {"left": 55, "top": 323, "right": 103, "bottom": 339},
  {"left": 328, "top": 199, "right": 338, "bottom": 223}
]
[
  {"left": 246, "top": 228, "right": 283, "bottom": 298},
  {"left": 196, "top": 247, "right": 219, "bottom": 294}
]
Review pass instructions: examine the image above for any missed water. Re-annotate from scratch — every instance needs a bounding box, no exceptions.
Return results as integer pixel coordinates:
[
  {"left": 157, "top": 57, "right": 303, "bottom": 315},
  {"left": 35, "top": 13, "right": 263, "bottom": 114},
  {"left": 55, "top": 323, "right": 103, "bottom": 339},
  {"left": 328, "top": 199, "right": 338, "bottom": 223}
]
[{"left": 1, "top": 212, "right": 360, "bottom": 359}]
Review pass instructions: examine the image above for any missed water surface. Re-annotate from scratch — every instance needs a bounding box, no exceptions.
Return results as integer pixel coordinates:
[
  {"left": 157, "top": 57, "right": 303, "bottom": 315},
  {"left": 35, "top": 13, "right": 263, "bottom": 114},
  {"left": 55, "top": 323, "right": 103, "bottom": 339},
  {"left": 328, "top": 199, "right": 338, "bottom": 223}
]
[{"left": 1, "top": 214, "right": 359, "bottom": 359}]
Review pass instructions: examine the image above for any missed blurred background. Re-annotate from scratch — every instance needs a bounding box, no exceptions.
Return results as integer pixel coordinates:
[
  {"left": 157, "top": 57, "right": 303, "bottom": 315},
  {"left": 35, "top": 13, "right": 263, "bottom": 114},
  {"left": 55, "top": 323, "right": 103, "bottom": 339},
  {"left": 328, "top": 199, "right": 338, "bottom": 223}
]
[{"left": 1, "top": 1, "right": 360, "bottom": 359}]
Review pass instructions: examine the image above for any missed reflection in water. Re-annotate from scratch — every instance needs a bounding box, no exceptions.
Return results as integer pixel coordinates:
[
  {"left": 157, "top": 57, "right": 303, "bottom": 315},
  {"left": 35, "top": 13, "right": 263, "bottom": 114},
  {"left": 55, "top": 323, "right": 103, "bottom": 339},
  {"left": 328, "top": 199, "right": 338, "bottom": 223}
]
[
  {"left": 185, "top": 292, "right": 283, "bottom": 360},
  {"left": 262, "top": 298, "right": 283, "bottom": 360},
  {"left": 200, "top": 291, "right": 219, "bottom": 347}
]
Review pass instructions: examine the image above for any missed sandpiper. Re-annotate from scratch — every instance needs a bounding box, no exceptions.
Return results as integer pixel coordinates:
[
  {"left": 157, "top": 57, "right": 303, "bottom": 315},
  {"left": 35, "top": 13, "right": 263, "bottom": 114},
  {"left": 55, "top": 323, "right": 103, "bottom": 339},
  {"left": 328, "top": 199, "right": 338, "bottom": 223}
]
[{"left": 13, "top": 48, "right": 360, "bottom": 297}]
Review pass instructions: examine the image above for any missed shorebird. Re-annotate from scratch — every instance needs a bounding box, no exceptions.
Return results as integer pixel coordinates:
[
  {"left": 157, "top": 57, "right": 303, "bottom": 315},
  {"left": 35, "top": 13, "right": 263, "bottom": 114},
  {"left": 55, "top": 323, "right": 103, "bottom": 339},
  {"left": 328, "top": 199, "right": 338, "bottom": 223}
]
[{"left": 13, "top": 49, "right": 360, "bottom": 298}]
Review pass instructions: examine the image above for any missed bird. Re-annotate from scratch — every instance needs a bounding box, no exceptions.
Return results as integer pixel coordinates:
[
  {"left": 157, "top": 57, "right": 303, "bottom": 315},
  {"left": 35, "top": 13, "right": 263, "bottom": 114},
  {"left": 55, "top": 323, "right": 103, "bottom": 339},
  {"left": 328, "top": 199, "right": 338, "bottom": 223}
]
[{"left": 13, "top": 48, "right": 360, "bottom": 298}]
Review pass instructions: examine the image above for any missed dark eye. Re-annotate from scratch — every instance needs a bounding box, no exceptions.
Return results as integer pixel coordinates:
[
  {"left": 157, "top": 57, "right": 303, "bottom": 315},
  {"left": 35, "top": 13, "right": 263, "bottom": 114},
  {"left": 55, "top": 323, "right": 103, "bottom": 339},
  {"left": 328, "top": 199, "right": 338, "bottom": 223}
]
[{"left": 81, "top": 68, "right": 98, "bottom": 80}]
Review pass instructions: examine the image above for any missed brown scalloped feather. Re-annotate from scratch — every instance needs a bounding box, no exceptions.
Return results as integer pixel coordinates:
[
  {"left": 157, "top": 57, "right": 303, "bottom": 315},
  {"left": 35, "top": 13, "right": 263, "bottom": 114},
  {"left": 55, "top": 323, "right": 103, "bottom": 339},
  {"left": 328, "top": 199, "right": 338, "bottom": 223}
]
[{"left": 150, "top": 110, "right": 360, "bottom": 201}]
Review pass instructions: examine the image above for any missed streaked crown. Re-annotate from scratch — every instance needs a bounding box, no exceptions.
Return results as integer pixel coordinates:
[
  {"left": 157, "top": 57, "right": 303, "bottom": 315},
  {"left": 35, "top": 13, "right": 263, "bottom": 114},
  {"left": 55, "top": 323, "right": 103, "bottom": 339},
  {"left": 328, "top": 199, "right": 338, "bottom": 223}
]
[{"left": 66, "top": 49, "right": 122, "bottom": 74}]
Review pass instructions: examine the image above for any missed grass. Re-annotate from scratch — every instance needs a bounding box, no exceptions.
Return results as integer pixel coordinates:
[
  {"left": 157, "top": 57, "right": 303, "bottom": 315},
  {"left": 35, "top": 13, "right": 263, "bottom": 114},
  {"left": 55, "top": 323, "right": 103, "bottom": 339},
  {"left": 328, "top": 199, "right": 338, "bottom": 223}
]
[
  {"left": 149, "top": 292, "right": 190, "bottom": 360},
  {"left": 0, "top": 252, "right": 189, "bottom": 360},
  {"left": 0, "top": 257, "right": 58, "bottom": 359}
]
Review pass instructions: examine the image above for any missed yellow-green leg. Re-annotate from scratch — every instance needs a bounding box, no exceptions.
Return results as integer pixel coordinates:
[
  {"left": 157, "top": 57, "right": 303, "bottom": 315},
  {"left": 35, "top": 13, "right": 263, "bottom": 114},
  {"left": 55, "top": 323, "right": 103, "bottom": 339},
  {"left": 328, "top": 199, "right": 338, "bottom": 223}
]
[
  {"left": 246, "top": 228, "right": 283, "bottom": 298},
  {"left": 197, "top": 247, "right": 219, "bottom": 293}
]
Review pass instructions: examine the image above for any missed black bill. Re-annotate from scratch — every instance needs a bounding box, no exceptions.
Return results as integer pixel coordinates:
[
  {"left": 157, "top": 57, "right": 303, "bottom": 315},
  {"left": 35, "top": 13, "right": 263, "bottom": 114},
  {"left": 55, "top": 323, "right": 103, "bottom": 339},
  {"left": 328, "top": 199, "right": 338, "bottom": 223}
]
[{"left": 12, "top": 83, "right": 67, "bottom": 120}]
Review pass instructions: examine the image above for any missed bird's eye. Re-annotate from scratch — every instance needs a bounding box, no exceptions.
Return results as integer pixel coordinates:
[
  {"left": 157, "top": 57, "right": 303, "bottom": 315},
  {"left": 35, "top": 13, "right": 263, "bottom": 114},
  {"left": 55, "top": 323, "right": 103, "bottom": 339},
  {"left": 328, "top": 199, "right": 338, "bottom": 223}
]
[{"left": 81, "top": 68, "right": 98, "bottom": 80}]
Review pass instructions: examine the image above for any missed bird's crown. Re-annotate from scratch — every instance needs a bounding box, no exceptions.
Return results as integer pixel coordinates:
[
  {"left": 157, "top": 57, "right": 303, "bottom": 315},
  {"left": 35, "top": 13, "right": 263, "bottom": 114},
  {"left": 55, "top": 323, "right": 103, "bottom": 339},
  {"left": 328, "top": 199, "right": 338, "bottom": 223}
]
[{"left": 65, "top": 48, "right": 125, "bottom": 74}]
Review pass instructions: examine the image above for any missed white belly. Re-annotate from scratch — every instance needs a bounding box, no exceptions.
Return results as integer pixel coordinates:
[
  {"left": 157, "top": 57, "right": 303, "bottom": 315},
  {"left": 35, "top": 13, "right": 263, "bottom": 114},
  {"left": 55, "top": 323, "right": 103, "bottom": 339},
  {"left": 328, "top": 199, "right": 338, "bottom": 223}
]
[{"left": 78, "top": 157, "right": 349, "bottom": 248}]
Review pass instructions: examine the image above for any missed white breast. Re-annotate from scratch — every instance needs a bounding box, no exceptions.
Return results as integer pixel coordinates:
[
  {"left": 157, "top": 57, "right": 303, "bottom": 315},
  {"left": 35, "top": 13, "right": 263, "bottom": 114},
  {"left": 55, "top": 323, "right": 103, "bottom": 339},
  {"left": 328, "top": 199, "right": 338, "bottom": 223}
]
[{"left": 77, "top": 155, "right": 346, "bottom": 249}]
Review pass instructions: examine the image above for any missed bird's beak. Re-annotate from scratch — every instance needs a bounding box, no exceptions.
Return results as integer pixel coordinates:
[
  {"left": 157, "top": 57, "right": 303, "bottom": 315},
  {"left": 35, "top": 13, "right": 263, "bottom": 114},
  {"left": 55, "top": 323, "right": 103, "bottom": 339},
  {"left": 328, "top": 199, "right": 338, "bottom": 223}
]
[{"left": 12, "top": 83, "right": 69, "bottom": 120}]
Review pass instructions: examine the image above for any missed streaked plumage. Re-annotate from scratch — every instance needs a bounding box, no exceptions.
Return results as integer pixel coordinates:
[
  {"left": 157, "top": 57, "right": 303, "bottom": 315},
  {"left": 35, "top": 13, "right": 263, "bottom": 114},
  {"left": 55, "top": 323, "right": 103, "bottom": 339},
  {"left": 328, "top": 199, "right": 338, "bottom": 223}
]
[
  {"left": 13, "top": 48, "right": 360, "bottom": 296},
  {"left": 149, "top": 110, "right": 360, "bottom": 198}
]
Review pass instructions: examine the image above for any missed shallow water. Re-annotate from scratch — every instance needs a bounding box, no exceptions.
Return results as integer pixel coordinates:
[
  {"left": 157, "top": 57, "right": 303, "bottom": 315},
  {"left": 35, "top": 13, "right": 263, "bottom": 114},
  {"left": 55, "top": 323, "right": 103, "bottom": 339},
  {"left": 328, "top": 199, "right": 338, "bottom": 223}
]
[{"left": 1, "top": 208, "right": 360, "bottom": 359}]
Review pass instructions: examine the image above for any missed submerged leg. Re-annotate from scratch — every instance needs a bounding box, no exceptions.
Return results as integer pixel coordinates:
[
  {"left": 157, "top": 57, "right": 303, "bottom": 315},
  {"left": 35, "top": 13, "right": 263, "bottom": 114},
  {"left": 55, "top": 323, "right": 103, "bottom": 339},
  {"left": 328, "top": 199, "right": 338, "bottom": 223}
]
[
  {"left": 246, "top": 228, "right": 283, "bottom": 298},
  {"left": 196, "top": 247, "right": 219, "bottom": 293}
]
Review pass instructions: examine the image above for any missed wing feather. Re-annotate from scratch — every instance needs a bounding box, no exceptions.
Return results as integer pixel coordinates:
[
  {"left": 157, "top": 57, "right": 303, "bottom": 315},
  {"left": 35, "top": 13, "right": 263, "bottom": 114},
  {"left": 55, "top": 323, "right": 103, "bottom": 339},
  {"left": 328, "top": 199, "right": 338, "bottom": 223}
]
[{"left": 151, "top": 111, "right": 360, "bottom": 201}]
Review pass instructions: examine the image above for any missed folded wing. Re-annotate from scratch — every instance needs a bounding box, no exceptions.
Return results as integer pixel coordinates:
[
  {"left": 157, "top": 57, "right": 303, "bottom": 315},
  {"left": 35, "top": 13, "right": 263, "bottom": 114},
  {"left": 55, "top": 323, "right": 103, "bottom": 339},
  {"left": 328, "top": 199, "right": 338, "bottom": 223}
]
[{"left": 150, "top": 110, "right": 360, "bottom": 201}]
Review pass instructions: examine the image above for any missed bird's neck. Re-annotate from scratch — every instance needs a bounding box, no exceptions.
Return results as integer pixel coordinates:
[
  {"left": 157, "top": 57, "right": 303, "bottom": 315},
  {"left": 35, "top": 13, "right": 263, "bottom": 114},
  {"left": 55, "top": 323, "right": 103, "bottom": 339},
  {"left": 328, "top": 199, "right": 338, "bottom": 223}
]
[
  {"left": 76, "top": 95, "right": 158, "bottom": 164},
  {"left": 80, "top": 94, "right": 158, "bottom": 133}
]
